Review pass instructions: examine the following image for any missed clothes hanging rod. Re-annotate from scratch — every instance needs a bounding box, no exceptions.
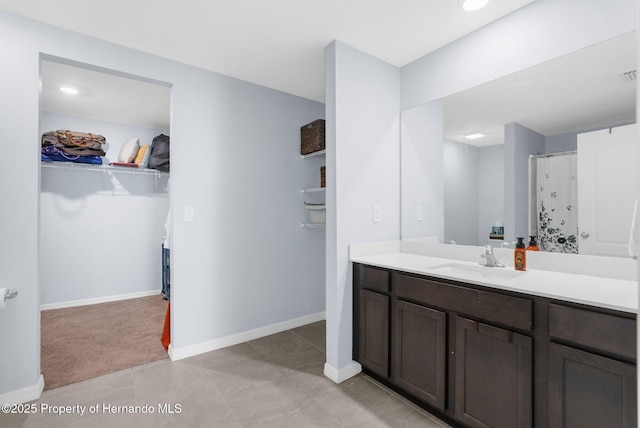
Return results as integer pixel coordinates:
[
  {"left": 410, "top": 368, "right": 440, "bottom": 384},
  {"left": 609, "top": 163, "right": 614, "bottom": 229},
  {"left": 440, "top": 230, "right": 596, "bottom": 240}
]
[{"left": 529, "top": 150, "right": 577, "bottom": 159}]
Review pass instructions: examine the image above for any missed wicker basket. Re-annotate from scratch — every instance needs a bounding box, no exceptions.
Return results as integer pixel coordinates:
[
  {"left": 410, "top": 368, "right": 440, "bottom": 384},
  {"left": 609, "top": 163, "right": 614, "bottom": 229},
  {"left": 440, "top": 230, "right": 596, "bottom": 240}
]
[
  {"left": 320, "top": 166, "right": 326, "bottom": 188},
  {"left": 300, "top": 119, "right": 325, "bottom": 155}
]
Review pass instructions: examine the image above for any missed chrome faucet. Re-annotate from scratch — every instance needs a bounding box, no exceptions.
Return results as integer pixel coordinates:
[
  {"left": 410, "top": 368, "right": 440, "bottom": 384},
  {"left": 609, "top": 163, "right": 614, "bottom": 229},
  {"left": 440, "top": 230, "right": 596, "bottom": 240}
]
[{"left": 479, "top": 245, "right": 505, "bottom": 267}]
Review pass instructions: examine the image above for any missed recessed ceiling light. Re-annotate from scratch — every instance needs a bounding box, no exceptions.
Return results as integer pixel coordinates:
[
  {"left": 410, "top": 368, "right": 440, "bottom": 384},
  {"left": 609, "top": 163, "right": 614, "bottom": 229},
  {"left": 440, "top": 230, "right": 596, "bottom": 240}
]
[
  {"left": 60, "top": 86, "right": 79, "bottom": 95},
  {"left": 462, "top": 0, "right": 489, "bottom": 11},
  {"left": 465, "top": 133, "right": 485, "bottom": 140}
]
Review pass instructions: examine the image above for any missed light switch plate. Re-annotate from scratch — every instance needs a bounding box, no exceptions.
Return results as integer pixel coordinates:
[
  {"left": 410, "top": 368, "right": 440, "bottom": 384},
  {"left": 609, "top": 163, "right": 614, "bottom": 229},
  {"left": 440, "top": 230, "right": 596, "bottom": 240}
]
[
  {"left": 184, "top": 206, "right": 195, "bottom": 222},
  {"left": 373, "top": 205, "right": 381, "bottom": 223},
  {"left": 417, "top": 206, "right": 423, "bottom": 222}
]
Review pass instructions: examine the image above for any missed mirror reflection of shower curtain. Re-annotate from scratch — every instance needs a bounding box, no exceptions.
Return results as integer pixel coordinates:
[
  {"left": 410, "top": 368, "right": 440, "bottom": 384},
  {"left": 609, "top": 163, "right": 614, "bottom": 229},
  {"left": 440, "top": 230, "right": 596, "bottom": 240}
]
[{"left": 530, "top": 152, "right": 578, "bottom": 253}]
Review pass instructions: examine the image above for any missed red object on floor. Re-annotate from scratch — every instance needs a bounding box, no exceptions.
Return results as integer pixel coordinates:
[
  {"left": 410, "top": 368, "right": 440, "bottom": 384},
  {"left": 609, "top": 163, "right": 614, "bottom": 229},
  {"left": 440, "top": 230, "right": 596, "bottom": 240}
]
[{"left": 161, "top": 302, "right": 170, "bottom": 352}]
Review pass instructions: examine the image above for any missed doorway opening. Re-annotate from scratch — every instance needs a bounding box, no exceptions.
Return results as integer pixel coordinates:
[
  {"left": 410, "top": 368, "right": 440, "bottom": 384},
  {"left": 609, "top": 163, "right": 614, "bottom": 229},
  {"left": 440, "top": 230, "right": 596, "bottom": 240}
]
[{"left": 38, "top": 55, "right": 172, "bottom": 389}]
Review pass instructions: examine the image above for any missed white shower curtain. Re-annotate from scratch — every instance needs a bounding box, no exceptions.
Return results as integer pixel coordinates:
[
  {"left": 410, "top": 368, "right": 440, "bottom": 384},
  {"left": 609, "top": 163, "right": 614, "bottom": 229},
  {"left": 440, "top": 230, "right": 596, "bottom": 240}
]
[{"left": 535, "top": 153, "right": 578, "bottom": 253}]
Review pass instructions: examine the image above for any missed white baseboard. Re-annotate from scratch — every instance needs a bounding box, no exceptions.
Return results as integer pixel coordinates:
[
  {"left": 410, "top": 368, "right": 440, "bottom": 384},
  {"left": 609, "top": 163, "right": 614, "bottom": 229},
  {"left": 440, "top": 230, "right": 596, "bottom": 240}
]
[
  {"left": 0, "top": 374, "right": 44, "bottom": 404},
  {"left": 40, "top": 289, "right": 163, "bottom": 311},
  {"left": 324, "top": 361, "right": 362, "bottom": 383},
  {"left": 169, "top": 312, "right": 325, "bottom": 361}
]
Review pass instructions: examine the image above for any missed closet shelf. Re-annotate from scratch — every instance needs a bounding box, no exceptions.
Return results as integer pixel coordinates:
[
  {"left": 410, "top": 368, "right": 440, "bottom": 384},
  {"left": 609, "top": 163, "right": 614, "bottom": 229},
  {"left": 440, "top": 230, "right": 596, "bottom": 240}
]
[
  {"left": 300, "top": 149, "right": 325, "bottom": 159},
  {"left": 300, "top": 223, "right": 326, "bottom": 229},
  {"left": 300, "top": 187, "right": 326, "bottom": 194},
  {"left": 41, "top": 161, "right": 169, "bottom": 177}
]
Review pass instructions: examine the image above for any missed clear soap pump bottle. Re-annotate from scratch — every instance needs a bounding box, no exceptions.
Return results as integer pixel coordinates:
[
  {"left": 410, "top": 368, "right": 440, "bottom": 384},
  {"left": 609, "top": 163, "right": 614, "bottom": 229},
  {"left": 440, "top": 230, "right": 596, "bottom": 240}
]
[{"left": 514, "top": 237, "right": 526, "bottom": 271}]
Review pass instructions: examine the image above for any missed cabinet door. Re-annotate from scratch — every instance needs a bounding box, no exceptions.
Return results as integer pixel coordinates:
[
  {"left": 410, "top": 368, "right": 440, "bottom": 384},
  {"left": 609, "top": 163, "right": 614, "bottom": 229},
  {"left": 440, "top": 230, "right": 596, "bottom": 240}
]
[
  {"left": 392, "top": 300, "right": 446, "bottom": 410},
  {"left": 359, "top": 289, "right": 389, "bottom": 378},
  {"left": 455, "top": 317, "right": 532, "bottom": 428},
  {"left": 548, "top": 343, "right": 636, "bottom": 428}
]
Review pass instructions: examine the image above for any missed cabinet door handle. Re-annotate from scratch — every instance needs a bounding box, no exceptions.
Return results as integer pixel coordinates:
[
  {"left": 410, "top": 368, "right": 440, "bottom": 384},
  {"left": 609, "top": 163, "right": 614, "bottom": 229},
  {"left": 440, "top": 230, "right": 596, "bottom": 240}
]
[{"left": 580, "top": 232, "right": 589, "bottom": 238}]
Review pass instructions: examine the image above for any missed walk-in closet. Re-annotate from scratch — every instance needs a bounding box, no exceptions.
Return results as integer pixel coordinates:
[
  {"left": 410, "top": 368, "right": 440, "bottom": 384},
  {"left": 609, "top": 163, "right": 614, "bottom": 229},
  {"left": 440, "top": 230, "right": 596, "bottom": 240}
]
[{"left": 38, "top": 57, "right": 171, "bottom": 389}]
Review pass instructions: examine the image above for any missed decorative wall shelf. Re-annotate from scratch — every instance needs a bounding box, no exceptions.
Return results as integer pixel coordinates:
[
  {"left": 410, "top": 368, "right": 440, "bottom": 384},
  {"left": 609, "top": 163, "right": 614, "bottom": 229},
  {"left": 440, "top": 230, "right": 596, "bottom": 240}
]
[
  {"left": 300, "top": 187, "right": 326, "bottom": 194},
  {"left": 300, "top": 149, "right": 325, "bottom": 159},
  {"left": 300, "top": 145, "right": 325, "bottom": 229}
]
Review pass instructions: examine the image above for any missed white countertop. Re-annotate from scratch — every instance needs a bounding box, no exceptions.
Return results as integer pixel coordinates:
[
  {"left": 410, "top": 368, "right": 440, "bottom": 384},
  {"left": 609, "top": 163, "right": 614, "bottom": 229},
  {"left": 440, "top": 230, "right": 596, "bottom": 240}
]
[{"left": 350, "top": 241, "right": 638, "bottom": 314}]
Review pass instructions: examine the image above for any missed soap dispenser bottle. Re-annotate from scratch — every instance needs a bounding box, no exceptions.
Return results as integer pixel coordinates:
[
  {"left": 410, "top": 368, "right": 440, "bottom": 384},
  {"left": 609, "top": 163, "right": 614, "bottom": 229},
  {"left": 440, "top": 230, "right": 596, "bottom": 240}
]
[
  {"left": 514, "top": 237, "right": 526, "bottom": 271},
  {"left": 526, "top": 236, "right": 539, "bottom": 251}
]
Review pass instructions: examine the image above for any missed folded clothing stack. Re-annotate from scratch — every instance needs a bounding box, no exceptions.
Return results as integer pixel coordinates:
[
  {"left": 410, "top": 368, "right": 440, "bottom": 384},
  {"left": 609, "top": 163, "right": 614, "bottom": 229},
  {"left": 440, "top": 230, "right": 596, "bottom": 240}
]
[{"left": 41, "top": 129, "right": 106, "bottom": 165}]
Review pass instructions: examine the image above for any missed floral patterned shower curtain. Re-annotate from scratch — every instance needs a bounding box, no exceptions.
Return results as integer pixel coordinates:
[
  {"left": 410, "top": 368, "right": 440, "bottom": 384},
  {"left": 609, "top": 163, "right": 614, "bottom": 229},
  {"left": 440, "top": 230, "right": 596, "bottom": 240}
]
[{"left": 535, "top": 153, "right": 578, "bottom": 253}]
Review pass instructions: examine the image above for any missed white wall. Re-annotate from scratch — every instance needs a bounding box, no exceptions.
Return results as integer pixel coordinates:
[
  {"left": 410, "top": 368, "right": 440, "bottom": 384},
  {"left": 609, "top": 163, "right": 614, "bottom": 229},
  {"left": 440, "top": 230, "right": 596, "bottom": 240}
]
[
  {"left": 443, "top": 139, "right": 478, "bottom": 245},
  {"left": 0, "top": 11, "right": 324, "bottom": 400},
  {"left": 324, "top": 41, "right": 400, "bottom": 381},
  {"left": 39, "top": 113, "right": 169, "bottom": 306}
]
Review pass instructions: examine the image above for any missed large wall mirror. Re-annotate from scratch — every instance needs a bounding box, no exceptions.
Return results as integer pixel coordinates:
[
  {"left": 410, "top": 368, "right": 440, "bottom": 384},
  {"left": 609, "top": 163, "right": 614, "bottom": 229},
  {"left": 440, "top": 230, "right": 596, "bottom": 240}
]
[{"left": 402, "top": 31, "right": 637, "bottom": 258}]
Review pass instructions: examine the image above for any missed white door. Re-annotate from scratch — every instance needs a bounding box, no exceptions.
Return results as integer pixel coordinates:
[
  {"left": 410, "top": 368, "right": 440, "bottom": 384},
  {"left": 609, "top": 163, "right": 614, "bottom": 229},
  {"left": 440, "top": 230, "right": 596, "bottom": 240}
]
[{"left": 577, "top": 124, "right": 638, "bottom": 257}]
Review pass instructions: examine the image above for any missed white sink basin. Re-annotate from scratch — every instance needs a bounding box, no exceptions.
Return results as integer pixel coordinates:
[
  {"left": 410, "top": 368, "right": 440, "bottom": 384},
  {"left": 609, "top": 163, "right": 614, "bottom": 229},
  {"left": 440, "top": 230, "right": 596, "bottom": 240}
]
[{"left": 428, "top": 263, "right": 525, "bottom": 280}]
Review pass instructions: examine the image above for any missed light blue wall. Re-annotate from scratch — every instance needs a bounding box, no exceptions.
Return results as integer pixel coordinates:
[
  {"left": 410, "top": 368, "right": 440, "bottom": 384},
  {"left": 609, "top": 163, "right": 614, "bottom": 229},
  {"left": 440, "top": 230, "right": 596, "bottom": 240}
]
[
  {"left": 504, "top": 123, "right": 545, "bottom": 243},
  {"left": 444, "top": 139, "right": 479, "bottom": 245},
  {"left": 0, "top": 11, "right": 324, "bottom": 398},
  {"left": 478, "top": 145, "right": 505, "bottom": 246},
  {"left": 545, "top": 132, "right": 578, "bottom": 154},
  {"left": 443, "top": 141, "right": 504, "bottom": 247}
]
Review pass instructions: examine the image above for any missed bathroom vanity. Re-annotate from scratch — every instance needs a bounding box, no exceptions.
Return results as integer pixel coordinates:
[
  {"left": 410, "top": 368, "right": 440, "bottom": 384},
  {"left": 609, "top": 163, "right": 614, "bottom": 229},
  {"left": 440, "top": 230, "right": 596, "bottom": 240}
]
[{"left": 351, "top": 241, "right": 637, "bottom": 428}]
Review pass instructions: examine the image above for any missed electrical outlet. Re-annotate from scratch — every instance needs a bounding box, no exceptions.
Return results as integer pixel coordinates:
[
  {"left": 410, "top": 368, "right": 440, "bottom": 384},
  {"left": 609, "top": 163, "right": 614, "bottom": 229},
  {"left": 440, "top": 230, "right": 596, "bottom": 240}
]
[
  {"left": 183, "top": 206, "right": 195, "bottom": 222},
  {"left": 373, "top": 205, "right": 381, "bottom": 223},
  {"left": 417, "top": 206, "right": 423, "bottom": 222}
]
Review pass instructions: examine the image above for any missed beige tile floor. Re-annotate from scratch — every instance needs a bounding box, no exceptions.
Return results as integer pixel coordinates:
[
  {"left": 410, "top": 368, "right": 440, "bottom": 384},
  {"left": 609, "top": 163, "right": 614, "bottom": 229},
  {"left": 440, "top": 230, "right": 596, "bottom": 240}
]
[{"left": 1, "top": 321, "right": 451, "bottom": 428}]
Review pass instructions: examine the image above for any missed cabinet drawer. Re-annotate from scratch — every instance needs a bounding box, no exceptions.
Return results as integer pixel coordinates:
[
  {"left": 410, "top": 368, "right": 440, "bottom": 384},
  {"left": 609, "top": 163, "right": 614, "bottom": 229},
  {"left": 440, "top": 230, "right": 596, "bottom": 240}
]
[
  {"left": 358, "top": 265, "right": 390, "bottom": 293},
  {"left": 394, "top": 273, "right": 532, "bottom": 332},
  {"left": 549, "top": 304, "right": 636, "bottom": 361}
]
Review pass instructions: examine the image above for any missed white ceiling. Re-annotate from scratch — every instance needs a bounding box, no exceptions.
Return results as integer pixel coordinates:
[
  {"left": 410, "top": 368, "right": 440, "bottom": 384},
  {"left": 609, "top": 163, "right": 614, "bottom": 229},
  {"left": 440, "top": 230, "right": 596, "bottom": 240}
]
[
  {"left": 7, "top": 0, "right": 634, "bottom": 141},
  {"left": 1, "top": 0, "right": 534, "bottom": 103},
  {"left": 444, "top": 31, "right": 637, "bottom": 147}
]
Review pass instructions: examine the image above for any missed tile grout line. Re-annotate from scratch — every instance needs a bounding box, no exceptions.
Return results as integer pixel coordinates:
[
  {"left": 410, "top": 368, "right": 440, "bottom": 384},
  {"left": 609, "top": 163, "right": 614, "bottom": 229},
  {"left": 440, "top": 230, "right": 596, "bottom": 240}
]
[
  {"left": 287, "top": 328, "right": 326, "bottom": 354},
  {"left": 360, "top": 375, "right": 452, "bottom": 428}
]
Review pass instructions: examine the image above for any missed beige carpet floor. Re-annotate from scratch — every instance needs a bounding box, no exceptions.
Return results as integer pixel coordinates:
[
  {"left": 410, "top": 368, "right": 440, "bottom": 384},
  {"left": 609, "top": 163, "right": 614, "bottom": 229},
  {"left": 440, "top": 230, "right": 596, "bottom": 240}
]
[{"left": 41, "top": 295, "right": 169, "bottom": 390}]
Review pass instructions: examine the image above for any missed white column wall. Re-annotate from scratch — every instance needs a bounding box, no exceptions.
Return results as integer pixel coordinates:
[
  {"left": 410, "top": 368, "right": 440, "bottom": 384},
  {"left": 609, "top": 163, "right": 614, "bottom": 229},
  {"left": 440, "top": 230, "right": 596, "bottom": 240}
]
[{"left": 324, "top": 41, "right": 400, "bottom": 381}]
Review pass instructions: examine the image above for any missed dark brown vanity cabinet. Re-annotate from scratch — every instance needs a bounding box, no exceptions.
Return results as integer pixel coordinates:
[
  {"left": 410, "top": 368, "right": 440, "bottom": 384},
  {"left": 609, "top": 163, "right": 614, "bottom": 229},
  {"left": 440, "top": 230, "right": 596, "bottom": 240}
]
[
  {"left": 392, "top": 299, "right": 446, "bottom": 410},
  {"left": 455, "top": 317, "right": 532, "bottom": 428},
  {"left": 548, "top": 304, "right": 637, "bottom": 428},
  {"left": 353, "top": 263, "right": 636, "bottom": 428},
  {"left": 359, "top": 289, "right": 389, "bottom": 378},
  {"left": 355, "top": 265, "right": 390, "bottom": 379}
]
